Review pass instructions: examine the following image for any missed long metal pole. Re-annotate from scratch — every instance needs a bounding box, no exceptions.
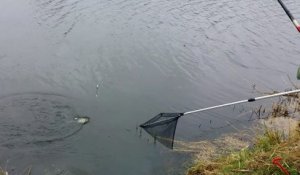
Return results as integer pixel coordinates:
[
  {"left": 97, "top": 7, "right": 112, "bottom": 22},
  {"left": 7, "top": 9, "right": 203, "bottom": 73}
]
[
  {"left": 184, "top": 89, "right": 300, "bottom": 115},
  {"left": 277, "top": 0, "right": 300, "bottom": 32}
]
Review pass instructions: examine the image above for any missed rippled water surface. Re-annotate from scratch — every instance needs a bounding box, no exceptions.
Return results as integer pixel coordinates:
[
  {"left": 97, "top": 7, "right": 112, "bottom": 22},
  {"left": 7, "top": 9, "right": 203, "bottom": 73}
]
[{"left": 0, "top": 0, "right": 300, "bottom": 174}]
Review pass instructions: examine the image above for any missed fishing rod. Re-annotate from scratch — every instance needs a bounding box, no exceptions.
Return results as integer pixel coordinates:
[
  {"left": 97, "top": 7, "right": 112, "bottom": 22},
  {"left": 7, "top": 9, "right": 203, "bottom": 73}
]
[
  {"left": 277, "top": 0, "right": 300, "bottom": 32},
  {"left": 140, "top": 89, "right": 300, "bottom": 148}
]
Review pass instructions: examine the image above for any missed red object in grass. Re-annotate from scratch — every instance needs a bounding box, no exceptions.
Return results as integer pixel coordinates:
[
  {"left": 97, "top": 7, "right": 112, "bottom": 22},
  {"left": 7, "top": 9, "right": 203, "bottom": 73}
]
[{"left": 272, "top": 157, "right": 290, "bottom": 175}]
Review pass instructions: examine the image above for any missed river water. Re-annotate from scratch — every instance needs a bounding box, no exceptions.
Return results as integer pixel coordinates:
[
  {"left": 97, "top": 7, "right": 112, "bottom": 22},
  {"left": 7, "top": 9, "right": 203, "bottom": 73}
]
[{"left": 0, "top": 0, "right": 299, "bottom": 174}]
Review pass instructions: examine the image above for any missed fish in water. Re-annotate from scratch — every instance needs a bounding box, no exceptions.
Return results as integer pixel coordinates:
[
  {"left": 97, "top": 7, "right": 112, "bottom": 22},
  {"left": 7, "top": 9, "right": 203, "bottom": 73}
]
[{"left": 74, "top": 116, "right": 90, "bottom": 125}]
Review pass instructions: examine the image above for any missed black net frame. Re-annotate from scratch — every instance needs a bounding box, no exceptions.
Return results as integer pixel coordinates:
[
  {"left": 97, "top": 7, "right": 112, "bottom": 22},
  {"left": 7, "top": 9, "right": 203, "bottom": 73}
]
[{"left": 140, "top": 113, "right": 183, "bottom": 149}]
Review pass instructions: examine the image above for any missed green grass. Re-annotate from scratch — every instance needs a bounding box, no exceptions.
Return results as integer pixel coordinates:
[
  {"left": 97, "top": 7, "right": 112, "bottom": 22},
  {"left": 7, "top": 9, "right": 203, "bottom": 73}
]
[
  {"left": 297, "top": 66, "right": 300, "bottom": 80},
  {"left": 186, "top": 127, "right": 300, "bottom": 175}
]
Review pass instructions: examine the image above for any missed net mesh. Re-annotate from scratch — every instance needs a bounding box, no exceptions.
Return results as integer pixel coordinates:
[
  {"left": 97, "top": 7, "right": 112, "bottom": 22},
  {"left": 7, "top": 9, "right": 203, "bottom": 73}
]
[{"left": 140, "top": 113, "right": 183, "bottom": 149}]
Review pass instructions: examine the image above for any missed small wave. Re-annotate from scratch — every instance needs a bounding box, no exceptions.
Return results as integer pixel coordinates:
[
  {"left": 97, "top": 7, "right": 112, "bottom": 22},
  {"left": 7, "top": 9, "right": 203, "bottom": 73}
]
[{"left": 0, "top": 92, "right": 84, "bottom": 149}]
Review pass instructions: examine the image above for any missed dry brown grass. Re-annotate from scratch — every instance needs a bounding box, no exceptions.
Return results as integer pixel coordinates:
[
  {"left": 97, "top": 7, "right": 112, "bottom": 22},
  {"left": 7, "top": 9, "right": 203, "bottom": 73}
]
[
  {"left": 0, "top": 166, "right": 32, "bottom": 175},
  {"left": 0, "top": 168, "right": 7, "bottom": 175}
]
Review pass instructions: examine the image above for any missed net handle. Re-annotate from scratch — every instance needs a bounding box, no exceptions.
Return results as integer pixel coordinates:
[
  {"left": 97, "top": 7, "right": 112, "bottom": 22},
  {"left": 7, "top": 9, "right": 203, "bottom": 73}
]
[{"left": 184, "top": 89, "right": 300, "bottom": 115}]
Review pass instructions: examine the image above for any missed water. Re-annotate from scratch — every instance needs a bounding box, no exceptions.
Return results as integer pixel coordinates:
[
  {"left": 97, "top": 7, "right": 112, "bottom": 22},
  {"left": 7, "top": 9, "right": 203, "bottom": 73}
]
[{"left": 0, "top": 0, "right": 299, "bottom": 174}]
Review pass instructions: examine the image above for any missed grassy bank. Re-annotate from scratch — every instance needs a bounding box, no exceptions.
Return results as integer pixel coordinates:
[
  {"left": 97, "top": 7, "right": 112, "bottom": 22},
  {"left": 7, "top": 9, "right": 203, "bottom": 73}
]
[{"left": 186, "top": 91, "right": 300, "bottom": 175}]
